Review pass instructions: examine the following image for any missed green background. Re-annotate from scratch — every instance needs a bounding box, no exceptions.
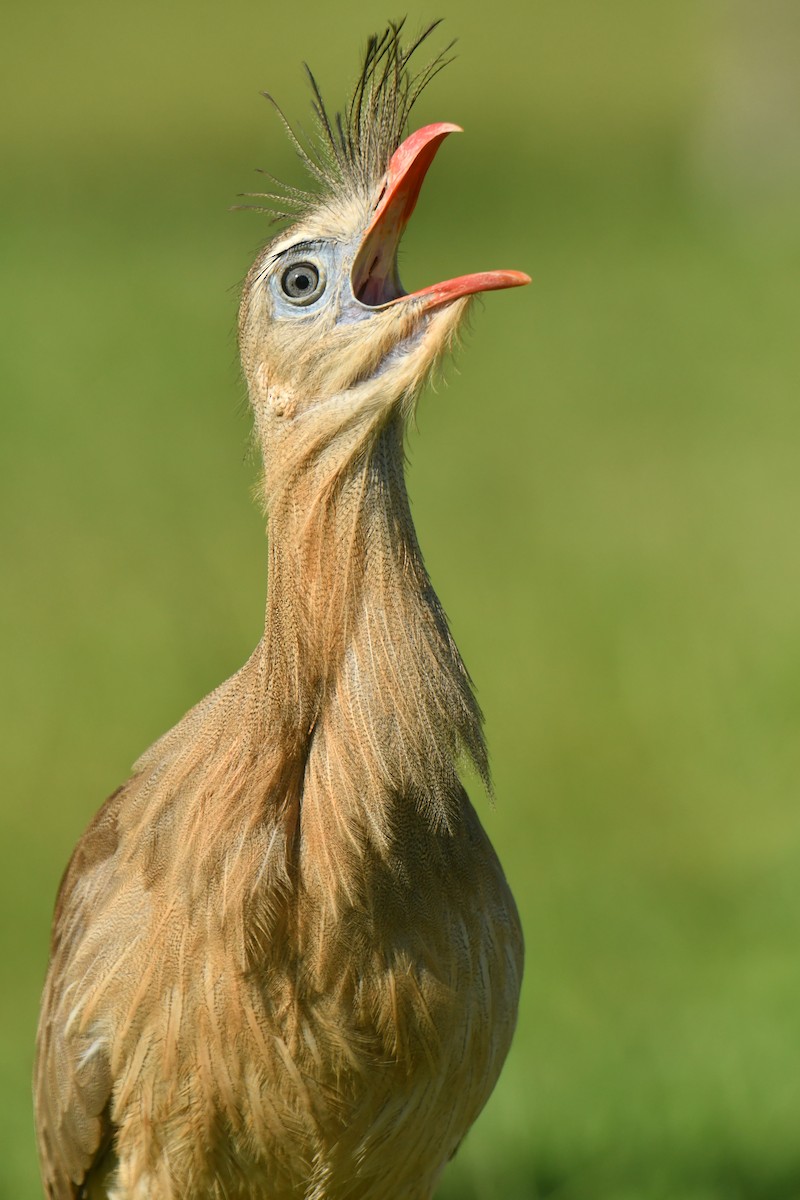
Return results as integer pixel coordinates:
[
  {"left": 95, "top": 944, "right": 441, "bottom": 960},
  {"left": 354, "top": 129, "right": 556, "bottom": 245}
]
[{"left": 3, "top": 1, "right": 799, "bottom": 1197}]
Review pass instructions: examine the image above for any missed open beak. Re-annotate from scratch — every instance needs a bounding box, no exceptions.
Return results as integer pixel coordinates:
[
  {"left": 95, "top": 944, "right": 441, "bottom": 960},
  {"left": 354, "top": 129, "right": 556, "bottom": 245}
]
[{"left": 351, "top": 123, "right": 531, "bottom": 310}]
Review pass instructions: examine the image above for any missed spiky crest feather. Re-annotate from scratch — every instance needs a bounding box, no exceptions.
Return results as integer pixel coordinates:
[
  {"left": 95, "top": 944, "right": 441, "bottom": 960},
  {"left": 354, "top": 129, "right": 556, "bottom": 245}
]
[{"left": 238, "top": 21, "right": 455, "bottom": 220}]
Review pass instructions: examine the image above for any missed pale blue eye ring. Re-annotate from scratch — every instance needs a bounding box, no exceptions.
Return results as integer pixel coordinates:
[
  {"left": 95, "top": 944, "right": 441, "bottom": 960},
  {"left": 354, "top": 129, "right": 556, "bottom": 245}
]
[{"left": 281, "top": 262, "right": 324, "bottom": 305}]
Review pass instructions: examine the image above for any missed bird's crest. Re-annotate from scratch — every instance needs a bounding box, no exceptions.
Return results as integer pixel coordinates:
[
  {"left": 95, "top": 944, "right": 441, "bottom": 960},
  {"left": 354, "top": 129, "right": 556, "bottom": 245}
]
[{"left": 241, "top": 21, "right": 455, "bottom": 221}]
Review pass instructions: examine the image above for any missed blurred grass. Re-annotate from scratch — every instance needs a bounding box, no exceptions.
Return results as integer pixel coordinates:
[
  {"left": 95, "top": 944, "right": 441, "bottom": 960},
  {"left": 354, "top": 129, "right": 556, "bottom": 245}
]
[{"left": 3, "top": 1, "right": 800, "bottom": 1197}]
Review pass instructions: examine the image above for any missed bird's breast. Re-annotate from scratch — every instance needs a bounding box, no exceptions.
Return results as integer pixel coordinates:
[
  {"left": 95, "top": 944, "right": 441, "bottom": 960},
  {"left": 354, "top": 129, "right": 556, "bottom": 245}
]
[{"left": 221, "top": 795, "right": 524, "bottom": 1196}]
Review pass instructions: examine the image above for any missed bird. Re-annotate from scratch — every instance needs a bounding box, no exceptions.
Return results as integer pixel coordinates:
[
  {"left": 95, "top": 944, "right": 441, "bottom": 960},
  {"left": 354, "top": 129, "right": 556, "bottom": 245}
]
[{"left": 35, "top": 23, "right": 529, "bottom": 1200}]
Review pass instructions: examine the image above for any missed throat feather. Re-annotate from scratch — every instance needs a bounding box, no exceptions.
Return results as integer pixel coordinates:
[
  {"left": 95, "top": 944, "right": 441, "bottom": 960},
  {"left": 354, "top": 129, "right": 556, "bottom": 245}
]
[{"left": 261, "top": 419, "right": 488, "bottom": 833}]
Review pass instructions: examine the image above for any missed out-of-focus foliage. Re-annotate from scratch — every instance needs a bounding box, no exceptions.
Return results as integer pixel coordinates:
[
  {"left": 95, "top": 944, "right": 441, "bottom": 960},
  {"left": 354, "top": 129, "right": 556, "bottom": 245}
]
[{"left": 3, "top": 2, "right": 799, "bottom": 1197}]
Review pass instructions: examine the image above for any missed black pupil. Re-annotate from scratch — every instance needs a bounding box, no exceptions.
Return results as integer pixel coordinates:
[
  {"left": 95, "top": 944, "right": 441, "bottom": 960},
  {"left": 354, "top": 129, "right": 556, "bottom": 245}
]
[{"left": 283, "top": 263, "right": 320, "bottom": 300}]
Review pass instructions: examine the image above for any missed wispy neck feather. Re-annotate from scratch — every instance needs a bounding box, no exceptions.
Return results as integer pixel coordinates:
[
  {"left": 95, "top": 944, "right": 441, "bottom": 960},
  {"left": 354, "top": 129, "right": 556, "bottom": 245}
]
[{"left": 260, "top": 417, "right": 489, "bottom": 822}]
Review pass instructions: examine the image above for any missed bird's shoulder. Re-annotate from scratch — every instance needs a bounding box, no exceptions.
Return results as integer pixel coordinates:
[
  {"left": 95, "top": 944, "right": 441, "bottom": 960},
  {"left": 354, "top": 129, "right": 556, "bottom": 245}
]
[
  {"left": 35, "top": 782, "right": 129, "bottom": 1200},
  {"left": 50, "top": 784, "right": 126, "bottom": 954}
]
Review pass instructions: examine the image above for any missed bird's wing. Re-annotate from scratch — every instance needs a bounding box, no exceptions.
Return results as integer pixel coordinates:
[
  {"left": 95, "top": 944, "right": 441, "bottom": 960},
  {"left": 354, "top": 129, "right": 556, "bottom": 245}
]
[{"left": 34, "top": 785, "right": 128, "bottom": 1200}]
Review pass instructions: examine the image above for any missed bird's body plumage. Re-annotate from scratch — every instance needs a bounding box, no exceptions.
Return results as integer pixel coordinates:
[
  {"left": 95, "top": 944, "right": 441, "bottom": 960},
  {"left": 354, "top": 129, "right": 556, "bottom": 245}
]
[{"left": 35, "top": 26, "right": 526, "bottom": 1199}]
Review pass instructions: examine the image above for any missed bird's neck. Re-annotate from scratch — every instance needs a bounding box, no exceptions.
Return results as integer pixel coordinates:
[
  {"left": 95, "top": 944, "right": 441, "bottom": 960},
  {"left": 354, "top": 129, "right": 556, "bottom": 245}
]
[
  {"left": 127, "top": 418, "right": 489, "bottom": 943},
  {"left": 258, "top": 418, "right": 488, "bottom": 828}
]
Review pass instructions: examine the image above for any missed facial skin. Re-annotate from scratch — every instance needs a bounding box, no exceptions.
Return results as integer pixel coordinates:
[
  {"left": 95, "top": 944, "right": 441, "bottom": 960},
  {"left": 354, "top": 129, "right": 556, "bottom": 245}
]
[{"left": 238, "top": 223, "right": 467, "bottom": 512}]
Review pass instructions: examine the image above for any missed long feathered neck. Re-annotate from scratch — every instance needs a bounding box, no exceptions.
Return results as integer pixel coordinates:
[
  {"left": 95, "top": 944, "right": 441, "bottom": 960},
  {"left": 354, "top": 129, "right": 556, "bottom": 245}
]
[
  {"left": 257, "top": 417, "right": 488, "bottom": 835},
  {"left": 127, "top": 417, "right": 486, "bottom": 953}
]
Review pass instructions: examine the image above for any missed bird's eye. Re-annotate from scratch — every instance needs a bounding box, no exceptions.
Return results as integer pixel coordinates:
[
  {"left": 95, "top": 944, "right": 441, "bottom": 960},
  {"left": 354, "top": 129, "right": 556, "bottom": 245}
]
[{"left": 280, "top": 262, "right": 324, "bottom": 305}]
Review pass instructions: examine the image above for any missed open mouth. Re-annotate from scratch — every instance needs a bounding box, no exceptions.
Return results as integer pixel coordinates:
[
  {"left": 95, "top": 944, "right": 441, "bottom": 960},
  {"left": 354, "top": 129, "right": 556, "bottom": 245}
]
[{"left": 351, "top": 123, "right": 531, "bottom": 311}]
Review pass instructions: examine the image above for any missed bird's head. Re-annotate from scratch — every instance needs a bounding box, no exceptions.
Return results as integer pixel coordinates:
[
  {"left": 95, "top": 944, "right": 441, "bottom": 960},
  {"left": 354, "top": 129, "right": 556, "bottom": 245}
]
[{"left": 238, "top": 25, "right": 530, "bottom": 495}]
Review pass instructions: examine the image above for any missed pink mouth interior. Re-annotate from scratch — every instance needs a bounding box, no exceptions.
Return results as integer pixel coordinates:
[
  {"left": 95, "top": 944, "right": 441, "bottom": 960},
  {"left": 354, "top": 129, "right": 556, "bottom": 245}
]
[
  {"left": 351, "top": 123, "right": 530, "bottom": 310},
  {"left": 351, "top": 126, "right": 459, "bottom": 307}
]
